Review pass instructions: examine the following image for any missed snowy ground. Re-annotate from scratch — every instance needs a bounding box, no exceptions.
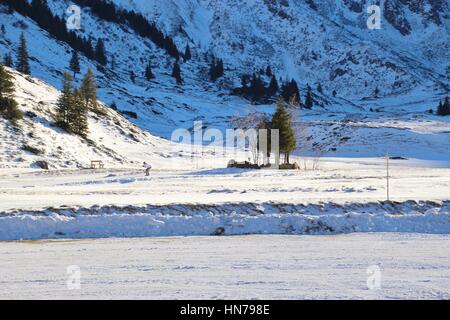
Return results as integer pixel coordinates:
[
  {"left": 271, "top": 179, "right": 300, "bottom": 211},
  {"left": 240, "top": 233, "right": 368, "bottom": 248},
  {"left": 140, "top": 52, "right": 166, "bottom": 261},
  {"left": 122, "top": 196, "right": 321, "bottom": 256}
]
[
  {"left": 1, "top": 157, "right": 449, "bottom": 241},
  {"left": 2, "top": 157, "right": 450, "bottom": 211},
  {"left": 1, "top": 233, "right": 449, "bottom": 300}
]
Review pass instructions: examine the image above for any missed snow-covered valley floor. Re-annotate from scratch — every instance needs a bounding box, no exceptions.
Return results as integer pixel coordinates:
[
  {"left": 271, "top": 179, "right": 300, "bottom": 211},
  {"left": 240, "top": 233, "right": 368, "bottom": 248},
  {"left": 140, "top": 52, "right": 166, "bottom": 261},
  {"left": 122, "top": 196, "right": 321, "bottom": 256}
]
[
  {"left": 1, "top": 234, "right": 449, "bottom": 300},
  {"left": 1, "top": 158, "right": 449, "bottom": 240}
]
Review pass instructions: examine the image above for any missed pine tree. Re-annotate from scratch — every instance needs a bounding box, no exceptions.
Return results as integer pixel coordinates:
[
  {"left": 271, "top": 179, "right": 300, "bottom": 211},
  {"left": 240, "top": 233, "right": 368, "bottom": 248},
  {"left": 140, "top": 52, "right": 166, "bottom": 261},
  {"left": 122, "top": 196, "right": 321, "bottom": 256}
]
[
  {"left": 271, "top": 97, "right": 296, "bottom": 164},
  {"left": 332, "top": 90, "right": 337, "bottom": 97},
  {"left": 0, "top": 63, "right": 22, "bottom": 122},
  {"left": 80, "top": 68, "right": 98, "bottom": 112},
  {"left": 437, "top": 97, "right": 450, "bottom": 116},
  {"left": 281, "top": 79, "right": 300, "bottom": 103},
  {"left": 0, "top": 64, "right": 14, "bottom": 98},
  {"left": 171, "top": 61, "right": 182, "bottom": 85},
  {"left": 69, "top": 51, "right": 81, "bottom": 77},
  {"left": 437, "top": 101, "right": 443, "bottom": 115},
  {"left": 268, "top": 75, "right": 279, "bottom": 97},
  {"left": 374, "top": 86, "right": 380, "bottom": 97},
  {"left": 130, "top": 71, "right": 136, "bottom": 83},
  {"left": 68, "top": 89, "right": 89, "bottom": 138},
  {"left": 145, "top": 62, "right": 154, "bottom": 81},
  {"left": 95, "top": 38, "right": 107, "bottom": 66},
  {"left": 209, "top": 59, "right": 224, "bottom": 81},
  {"left": 17, "top": 32, "right": 30, "bottom": 75},
  {"left": 55, "top": 72, "right": 73, "bottom": 129},
  {"left": 305, "top": 85, "right": 313, "bottom": 109},
  {"left": 184, "top": 44, "right": 191, "bottom": 61},
  {"left": 317, "top": 83, "right": 323, "bottom": 94},
  {"left": 3, "top": 53, "right": 13, "bottom": 67},
  {"left": 1, "top": 25, "right": 5, "bottom": 35},
  {"left": 266, "top": 65, "right": 272, "bottom": 77},
  {"left": 444, "top": 97, "right": 450, "bottom": 115}
]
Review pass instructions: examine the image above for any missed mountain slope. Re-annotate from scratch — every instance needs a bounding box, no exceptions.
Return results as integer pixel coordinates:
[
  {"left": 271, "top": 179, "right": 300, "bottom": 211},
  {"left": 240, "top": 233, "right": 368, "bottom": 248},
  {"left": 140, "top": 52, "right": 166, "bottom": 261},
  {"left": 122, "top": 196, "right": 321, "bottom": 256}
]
[
  {"left": 0, "top": 0, "right": 448, "bottom": 140},
  {"left": 0, "top": 67, "right": 190, "bottom": 169}
]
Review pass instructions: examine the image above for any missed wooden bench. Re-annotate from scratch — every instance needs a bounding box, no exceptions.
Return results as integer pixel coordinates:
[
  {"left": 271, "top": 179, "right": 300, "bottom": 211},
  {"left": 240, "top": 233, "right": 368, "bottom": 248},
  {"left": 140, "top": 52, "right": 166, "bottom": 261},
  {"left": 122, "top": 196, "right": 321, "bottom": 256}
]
[{"left": 90, "top": 160, "right": 105, "bottom": 169}]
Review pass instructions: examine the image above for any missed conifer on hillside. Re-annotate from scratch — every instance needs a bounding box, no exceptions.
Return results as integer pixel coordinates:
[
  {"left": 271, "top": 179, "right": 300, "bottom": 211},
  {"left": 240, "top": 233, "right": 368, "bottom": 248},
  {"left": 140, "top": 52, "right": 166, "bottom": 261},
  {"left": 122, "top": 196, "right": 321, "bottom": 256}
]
[
  {"left": 95, "top": 38, "right": 107, "bottom": 66},
  {"left": 17, "top": 32, "right": 30, "bottom": 75},
  {"left": 172, "top": 61, "right": 182, "bottom": 85},
  {"left": 305, "top": 85, "right": 314, "bottom": 109},
  {"left": 69, "top": 51, "right": 81, "bottom": 77},
  {"left": 0, "top": 64, "right": 22, "bottom": 122},
  {"left": 55, "top": 72, "right": 73, "bottom": 129},
  {"left": 268, "top": 75, "right": 279, "bottom": 97},
  {"left": 68, "top": 88, "right": 89, "bottom": 138},
  {"left": 437, "top": 97, "right": 450, "bottom": 116},
  {"left": 184, "top": 44, "right": 191, "bottom": 61},
  {"left": 145, "top": 62, "right": 154, "bottom": 81},
  {"left": 80, "top": 68, "right": 97, "bottom": 111}
]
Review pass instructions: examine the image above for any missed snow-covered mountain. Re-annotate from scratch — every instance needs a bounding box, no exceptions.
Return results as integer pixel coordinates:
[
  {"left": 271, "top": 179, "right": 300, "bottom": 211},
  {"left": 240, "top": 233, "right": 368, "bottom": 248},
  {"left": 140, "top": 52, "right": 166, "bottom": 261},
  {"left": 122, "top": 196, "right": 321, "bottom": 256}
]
[
  {"left": 0, "top": 0, "right": 449, "bottom": 147},
  {"left": 0, "top": 67, "right": 197, "bottom": 169}
]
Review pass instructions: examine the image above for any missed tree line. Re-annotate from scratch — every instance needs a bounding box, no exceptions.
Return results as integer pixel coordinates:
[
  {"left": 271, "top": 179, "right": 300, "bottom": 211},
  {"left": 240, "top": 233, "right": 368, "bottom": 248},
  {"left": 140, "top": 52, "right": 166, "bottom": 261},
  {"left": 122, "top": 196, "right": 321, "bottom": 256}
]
[
  {"left": 0, "top": 31, "right": 96, "bottom": 138},
  {"left": 1, "top": 0, "right": 109, "bottom": 65},
  {"left": 233, "top": 68, "right": 316, "bottom": 109},
  {"left": 436, "top": 97, "right": 450, "bottom": 116},
  {"left": 72, "top": 0, "right": 180, "bottom": 59}
]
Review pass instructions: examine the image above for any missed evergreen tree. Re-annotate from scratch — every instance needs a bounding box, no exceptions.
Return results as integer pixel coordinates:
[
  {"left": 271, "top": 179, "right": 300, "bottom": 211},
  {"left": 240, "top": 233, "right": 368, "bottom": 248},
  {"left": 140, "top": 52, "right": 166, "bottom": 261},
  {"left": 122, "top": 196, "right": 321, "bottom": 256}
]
[
  {"left": 183, "top": 44, "right": 191, "bottom": 61},
  {"left": 0, "top": 64, "right": 22, "bottom": 122},
  {"left": 266, "top": 65, "right": 272, "bottom": 77},
  {"left": 0, "top": 64, "right": 14, "bottom": 98},
  {"left": 249, "top": 73, "right": 265, "bottom": 101},
  {"left": 130, "top": 71, "right": 136, "bottom": 83},
  {"left": 94, "top": 38, "right": 107, "bottom": 66},
  {"left": 68, "top": 89, "right": 89, "bottom": 138},
  {"left": 317, "top": 83, "right": 323, "bottom": 94},
  {"left": 443, "top": 97, "right": 450, "bottom": 115},
  {"left": 17, "top": 32, "right": 30, "bottom": 75},
  {"left": 1, "top": 25, "right": 5, "bottom": 35},
  {"left": 55, "top": 72, "right": 73, "bottom": 129},
  {"left": 171, "top": 61, "right": 182, "bottom": 85},
  {"left": 305, "top": 85, "right": 313, "bottom": 109},
  {"left": 332, "top": 90, "right": 337, "bottom": 97},
  {"left": 2, "top": 53, "right": 13, "bottom": 68},
  {"left": 374, "top": 86, "right": 380, "bottom": 97},
  {"left": 437, "top": 97, "right": 450, "bottom": 116},
  {"left": 209, "top": 59, "right": 224, "bottom": 81},
  {"left": 69, "top": 51, "right": 81, "bottom": 77},
  {"left": 271, "top": 97, "right": 296, "bottom": 164},
  {"left": 268, "top": 75, "right": 279, "bottom": 97},
  {"left": 281, "top": 79, "right": 300, "bottom": 103},
  {"left": 80, "top": 68, "right": 97, "bottom": 111},
  {"left": 145, "top": 62, "right": 154, "bottom": 81}
]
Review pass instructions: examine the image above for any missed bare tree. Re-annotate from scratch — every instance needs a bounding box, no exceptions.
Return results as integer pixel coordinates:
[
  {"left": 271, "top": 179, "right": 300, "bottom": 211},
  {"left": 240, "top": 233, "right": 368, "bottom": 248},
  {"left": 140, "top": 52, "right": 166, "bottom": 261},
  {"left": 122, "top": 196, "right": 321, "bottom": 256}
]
[{"left": 230, "top": 104, "right": 267, "bottom": 165}]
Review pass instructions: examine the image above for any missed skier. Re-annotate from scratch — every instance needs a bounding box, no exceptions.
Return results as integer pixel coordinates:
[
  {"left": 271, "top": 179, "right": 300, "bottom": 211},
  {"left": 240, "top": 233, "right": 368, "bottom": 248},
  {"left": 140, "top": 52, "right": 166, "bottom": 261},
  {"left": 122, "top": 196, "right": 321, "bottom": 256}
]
[{"left": 143, "top": 162, "right": 152, "bottom": 176}]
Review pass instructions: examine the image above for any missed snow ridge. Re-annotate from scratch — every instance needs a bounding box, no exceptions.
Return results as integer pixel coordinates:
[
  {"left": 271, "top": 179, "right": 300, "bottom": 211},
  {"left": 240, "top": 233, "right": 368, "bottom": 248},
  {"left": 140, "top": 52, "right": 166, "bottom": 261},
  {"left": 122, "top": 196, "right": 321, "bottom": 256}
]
[{"left": 1, "top": 200, "right": 449, "bottom": 240}]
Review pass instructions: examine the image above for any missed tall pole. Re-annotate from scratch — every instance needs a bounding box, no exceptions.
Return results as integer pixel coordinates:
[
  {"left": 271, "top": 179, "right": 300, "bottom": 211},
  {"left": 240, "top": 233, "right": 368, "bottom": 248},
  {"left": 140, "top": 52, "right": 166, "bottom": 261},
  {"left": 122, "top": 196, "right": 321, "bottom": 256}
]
[{"left": 386, "top": 152, "right": 390, "bottom": 202}]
